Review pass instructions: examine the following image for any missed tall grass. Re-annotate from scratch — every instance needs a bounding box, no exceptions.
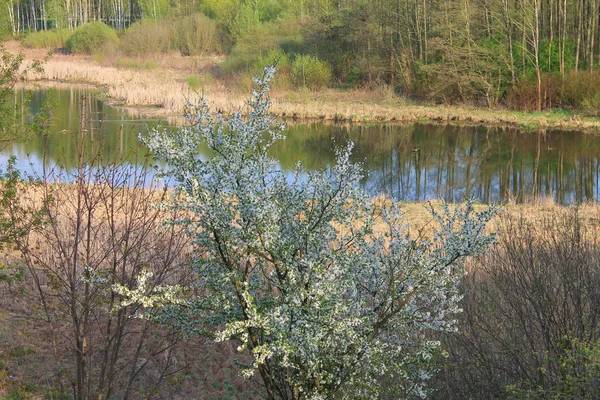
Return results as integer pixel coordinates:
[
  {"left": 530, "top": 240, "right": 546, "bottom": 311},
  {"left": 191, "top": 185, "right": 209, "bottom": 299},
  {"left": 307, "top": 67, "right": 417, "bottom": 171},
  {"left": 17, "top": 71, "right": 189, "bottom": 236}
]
[{"left": 22, "top": 29, "right": 72, "bottom": 49}]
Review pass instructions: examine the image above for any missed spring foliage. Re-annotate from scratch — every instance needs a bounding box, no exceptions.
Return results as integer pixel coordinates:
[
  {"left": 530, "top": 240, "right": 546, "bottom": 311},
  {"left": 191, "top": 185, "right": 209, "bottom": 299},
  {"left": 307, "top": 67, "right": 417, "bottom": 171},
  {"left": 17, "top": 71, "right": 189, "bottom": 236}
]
[
  {"left": 123, "top": 67, "right": 496, "bottom": 399},
  {"left": 66, "top": 21, "right": 119, "bottom": 54}
]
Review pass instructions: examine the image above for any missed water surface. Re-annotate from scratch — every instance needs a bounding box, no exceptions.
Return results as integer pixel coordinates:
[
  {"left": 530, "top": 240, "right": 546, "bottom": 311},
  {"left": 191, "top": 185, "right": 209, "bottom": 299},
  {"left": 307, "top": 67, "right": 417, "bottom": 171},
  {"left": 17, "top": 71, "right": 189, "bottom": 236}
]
[{"left": 4, "top": 87, "right": 600, "bottom": 205}]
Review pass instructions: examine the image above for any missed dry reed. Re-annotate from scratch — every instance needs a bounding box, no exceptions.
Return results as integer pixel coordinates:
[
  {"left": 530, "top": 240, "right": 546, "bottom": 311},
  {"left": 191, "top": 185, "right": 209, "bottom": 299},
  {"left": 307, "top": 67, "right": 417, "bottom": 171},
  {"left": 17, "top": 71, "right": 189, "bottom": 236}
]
[{"left": 7, "top": 40, "right": 600, "bottom": 132}]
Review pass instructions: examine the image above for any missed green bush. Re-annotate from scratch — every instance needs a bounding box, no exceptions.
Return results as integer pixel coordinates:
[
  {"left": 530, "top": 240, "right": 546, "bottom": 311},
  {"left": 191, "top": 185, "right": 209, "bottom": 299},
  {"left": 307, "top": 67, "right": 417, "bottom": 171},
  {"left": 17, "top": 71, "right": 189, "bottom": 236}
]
[
  {"left": 66, "top": 22, "right": 119, "bottom": 55},
  {"left": 254, "top": 49, "right": 291, "bottom": 89},
  {"left": 292, "top": 55, "right": 332, "bottom": 90},
  {"left": 22, "top": 28, "right": 72, "bottom": 49},
  {"left": 119, "top": 20, "right": 171, "bottom": 56},
  {"left": 187, "top": 74, "right": 201, "bottom": 90},
  {"left": 220, "top": 16, "right": 302, "bottom": 76},
  {"left": 172, "top": 13, "right": 220, "bottom": 56},
  {"left": 581, "top": 92, "right": 600, "bottom": 116}
]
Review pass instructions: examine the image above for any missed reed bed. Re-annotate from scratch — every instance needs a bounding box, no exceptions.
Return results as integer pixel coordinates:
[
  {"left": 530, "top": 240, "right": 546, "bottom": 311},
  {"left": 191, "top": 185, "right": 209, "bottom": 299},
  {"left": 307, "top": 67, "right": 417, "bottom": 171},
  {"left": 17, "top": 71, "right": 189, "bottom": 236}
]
[
  {"left": 28, "top": 58, "right": 246, "bottom": 113},
  {"left": 9, "top": 40, "right": 600, "bottom": 131}
]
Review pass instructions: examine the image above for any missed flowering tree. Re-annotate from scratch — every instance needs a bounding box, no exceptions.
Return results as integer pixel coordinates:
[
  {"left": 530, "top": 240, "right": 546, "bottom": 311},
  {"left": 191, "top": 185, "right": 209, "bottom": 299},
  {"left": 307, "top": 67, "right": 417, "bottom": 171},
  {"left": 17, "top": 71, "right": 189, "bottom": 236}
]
[{"left": 129, "top": 67, "right": 496, "bottom": 399}]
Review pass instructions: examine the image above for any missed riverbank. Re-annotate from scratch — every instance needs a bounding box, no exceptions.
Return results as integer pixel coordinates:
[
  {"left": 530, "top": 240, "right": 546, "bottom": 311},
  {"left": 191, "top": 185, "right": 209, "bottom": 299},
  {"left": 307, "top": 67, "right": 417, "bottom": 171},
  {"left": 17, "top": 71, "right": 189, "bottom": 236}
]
[{"left": 7, "top": 40, "right": 600, "bottom": 132}]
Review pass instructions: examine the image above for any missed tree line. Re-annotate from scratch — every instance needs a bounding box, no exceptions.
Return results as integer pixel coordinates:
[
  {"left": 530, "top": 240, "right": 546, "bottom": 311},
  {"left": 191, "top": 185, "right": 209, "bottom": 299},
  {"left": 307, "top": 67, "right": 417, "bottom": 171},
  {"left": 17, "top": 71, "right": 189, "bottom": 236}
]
[{"left": 4, "top": 1, "right": 600, "bottom": 107}]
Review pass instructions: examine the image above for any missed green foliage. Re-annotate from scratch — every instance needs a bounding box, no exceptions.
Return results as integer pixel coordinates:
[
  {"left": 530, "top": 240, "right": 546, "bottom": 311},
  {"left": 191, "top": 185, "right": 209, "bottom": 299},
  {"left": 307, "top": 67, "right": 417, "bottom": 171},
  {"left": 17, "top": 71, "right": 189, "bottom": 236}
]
[
  {"left": 539, "top": 39, "right": 576, "bottom": 74},
  {"left": 345, "top": 63, "right": 364, "bottom": 87},
  {"left": 256, "top": 0, "right": 285, "bottom": 22},
  {"left": 0, "top": 44, "right": 45, "bottom": 144},
  {"left": 172, "top": 13, "right": 220, "bottom": 56},
  {"left": 254, "top": 48, "right": 291, "bottom": 88},
  {"left": 43, "top": 388, "right": 73, "bottom": 400},
  {"left": 22, "top": 28, "right": 72, "bottom": 49},
  {"left": 292, "top": 54, "right": 331, "bottom": 90},
  {"left": 137, "top": 0, "right": 169, "bottom": 20},
  {"left": 0, "top": 157, "right": 48, "bottom": 286},
  {"left": 187, "top": 74, "right": 201, "bottom": 90},
  {"left": 230, "top": 1, "right": 260, "bottom": 42},
  {"left": 508, "top": 338, "right": 600, "bottom": 399},
  {"left": 66, "top": 22, "right": 119, "bottom": 55},
  {"left": 581, "top": 92, "right": 600, "bottom": 116},
  {"left": 220, "top": 16, "right": 301, "bottom": 75},
  {"left": 0, "top": 6, "right": 11, "bottom": 38}
]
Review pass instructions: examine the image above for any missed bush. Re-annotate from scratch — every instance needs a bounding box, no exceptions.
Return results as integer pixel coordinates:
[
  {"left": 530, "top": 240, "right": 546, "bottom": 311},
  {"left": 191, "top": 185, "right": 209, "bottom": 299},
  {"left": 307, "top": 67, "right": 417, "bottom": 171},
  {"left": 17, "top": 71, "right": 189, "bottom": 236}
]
[
  {"left": 436, "top": 209, "right": 600, "bottom": 399},
  {"left": 581, "top": 92, "right": 600, "bottom": 116},
  {"left": 171, "top": 13, "right": 220, "bottom": 56},
  {"left": 22, "top": 29, "right": 72, "bottom": 49},
  {"left": 119, "top": 20, "right": 171, "bottom": 56},
  {"left": 120, "top": 15, "right": 219, "bottom": 57},
  {"left": 505, "top": 70, "right": 600, "bottom": 112},
  {"left": 252, "top": 48, "right": 291, "bottom": 89},
  {"left": 220, "top": 15, "right": 302, "bottom": 76},
  {"left": 129, "top": 67, "right": 496, "bottom": 399},
  {"left": 66, "top": 22, "right": 119, "bottom": 55},
  {"left": 292, "top": 54, "right": 332, "bottom": 90},
  {"left": 187, "top": 74, "right": 201, "bottom": 90}
]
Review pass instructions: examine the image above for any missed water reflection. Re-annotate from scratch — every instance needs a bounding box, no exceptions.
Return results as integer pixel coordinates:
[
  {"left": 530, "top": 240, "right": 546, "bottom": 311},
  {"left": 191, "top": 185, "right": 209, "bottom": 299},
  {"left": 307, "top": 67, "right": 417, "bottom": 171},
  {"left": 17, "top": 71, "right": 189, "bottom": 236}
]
[
  {"left": 282, "top": 123, "right": 600, "bottom": 205},
  {"left": 3, "top": 86, "right": 164, "bottom": 176},
  {"left": 3, "top": 87, "right": 600, "bottom": 204}
]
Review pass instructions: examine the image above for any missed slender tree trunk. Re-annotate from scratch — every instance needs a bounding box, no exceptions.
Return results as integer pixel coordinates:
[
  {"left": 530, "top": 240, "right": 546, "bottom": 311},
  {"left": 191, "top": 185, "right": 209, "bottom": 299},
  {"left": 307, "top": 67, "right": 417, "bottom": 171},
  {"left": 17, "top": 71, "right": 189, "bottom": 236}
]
[
  {"left": 576, "top": 0, "right": 583, "bottom": 71},
  {"left": 560, "top": 0, "right": 567, "bottom": 78}
]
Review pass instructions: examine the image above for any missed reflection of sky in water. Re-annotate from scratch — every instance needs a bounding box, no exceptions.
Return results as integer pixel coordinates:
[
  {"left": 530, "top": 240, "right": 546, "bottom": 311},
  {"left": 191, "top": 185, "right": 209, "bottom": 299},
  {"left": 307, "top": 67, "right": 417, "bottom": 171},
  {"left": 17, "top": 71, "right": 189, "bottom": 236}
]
[{"left": 4, "top": 87, "right": 600, "bottom": 204}]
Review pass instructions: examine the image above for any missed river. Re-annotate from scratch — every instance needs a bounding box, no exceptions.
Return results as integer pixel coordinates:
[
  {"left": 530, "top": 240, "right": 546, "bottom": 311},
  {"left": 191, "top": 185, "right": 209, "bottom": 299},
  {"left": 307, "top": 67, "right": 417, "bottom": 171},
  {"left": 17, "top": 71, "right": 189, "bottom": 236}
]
[{"left": 3, "top": 86, "right": 600, "bottom": 205}]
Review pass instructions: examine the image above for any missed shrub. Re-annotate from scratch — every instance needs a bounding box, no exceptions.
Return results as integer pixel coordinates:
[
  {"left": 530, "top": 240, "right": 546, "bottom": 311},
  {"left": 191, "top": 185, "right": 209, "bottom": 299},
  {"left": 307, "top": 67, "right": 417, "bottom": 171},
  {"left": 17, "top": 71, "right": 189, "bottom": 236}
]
[
  {"left": 187, "top": 74, "right": 201, "bottom": 90},
  {"left": 66, "top": 22, "right": 119, "bottom": 55},
  {"left": 171, "top": 13, "right": 220, "bottom": 56},
  {"left": 581, "top": 92, "right": 600, "bottom": 116},
  {"left": 253, "top": 48, "right": 291, "bottom": 89},
  {"left": 22, "top": 28, "right": 71, "bottom": 49},
  {"left": 119, "top": 20, "right": 171, "bottom": 56},
  {"left": 292, "top": 54, "right": 332, "bottom": 90},
  {"left": 126, "top": 67, "right": 496, "bottom": 399},
  {"left": 0, "top": 44, "right": 44, "bottom": 143},
  {"left": 436, "top": 209, "right": 600, "bottom": 399},
  {"left": 220, "top": 15, "right": 302, "bottom": 76}
]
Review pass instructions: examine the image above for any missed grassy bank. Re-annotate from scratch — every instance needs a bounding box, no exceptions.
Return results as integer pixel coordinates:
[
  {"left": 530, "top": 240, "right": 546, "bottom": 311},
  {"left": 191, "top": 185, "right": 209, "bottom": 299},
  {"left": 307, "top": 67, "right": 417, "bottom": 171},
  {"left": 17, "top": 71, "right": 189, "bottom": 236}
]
[{"left": 7, "top": 40, "right": 600, "bottom": 132}]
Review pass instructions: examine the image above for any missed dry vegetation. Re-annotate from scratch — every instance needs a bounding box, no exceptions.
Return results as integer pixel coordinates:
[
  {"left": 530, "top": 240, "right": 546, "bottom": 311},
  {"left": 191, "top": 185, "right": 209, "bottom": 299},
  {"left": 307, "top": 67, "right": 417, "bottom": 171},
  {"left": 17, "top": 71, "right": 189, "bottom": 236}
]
[
  {"left": 435, "top": 206, "right": 600, "bottom": 399},
  {"left": 6, "top": 40, "right": 600, "bottom": 133},
  {"left": 1, "top": 167, "right": 600, "bottom": 399}
]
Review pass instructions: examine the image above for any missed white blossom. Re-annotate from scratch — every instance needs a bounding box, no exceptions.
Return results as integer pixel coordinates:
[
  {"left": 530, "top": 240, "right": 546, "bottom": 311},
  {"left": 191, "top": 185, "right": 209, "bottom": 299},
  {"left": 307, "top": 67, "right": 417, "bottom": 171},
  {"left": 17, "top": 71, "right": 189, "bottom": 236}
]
[{"left": 117, "top": 66, "right": 497, "bottom": 399}]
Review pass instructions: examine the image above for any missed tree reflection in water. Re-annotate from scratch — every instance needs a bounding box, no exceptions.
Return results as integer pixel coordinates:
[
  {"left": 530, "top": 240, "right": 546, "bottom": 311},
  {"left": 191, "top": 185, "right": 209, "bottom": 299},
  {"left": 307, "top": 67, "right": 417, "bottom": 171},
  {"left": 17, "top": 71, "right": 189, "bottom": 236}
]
[{"left": 5, "top": 87, "right": 600, "bottom": 205}]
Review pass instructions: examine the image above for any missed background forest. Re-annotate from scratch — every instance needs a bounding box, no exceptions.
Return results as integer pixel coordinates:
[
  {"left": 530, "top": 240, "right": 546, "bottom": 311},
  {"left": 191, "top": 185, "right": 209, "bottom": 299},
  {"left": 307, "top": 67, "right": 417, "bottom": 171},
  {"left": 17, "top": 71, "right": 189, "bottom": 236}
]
[{"left": 4, "top": 0, "right": 600, "bottom": 113}]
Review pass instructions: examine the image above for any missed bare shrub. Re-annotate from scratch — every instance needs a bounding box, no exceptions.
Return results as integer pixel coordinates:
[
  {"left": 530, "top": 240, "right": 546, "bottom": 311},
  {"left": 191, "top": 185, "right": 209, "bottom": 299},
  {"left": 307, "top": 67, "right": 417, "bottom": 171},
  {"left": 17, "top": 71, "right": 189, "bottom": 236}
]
[
  {"left": 119, "top": 20, "right": 172, "bottom": 57},
  {"left": 0, "top": 102, "right": 192, "bottom": 399},
  {"left": 435, "top": 208, "right": 600, "bottom": 399}
]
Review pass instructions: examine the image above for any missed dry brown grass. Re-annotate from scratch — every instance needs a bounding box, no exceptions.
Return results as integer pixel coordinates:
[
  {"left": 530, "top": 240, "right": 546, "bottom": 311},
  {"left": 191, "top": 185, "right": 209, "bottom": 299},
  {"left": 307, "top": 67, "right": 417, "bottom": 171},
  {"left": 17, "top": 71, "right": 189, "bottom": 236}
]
[
  {"left": 6, "top": 40, "right": 600, "bottom": 132},
  {"left": 2, "top": 178, "right": 600, "bottom": 398}
]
